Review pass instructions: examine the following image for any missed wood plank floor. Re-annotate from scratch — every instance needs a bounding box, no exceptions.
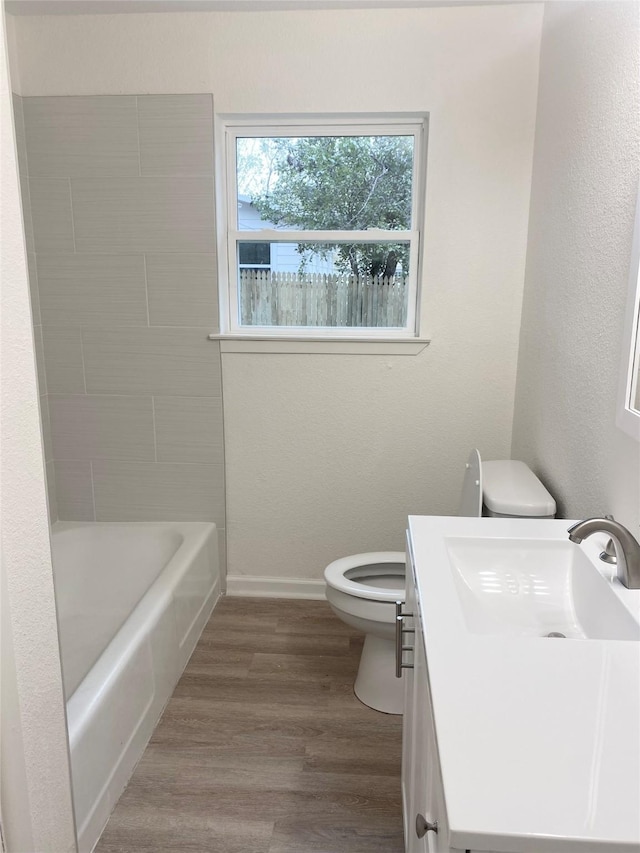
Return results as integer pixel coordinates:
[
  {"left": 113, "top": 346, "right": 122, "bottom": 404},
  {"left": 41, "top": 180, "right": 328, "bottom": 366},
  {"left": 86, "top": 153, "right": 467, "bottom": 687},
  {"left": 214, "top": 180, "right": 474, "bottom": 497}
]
[{"left": 95, "top": 597, "right": 404, "bottom": 853}]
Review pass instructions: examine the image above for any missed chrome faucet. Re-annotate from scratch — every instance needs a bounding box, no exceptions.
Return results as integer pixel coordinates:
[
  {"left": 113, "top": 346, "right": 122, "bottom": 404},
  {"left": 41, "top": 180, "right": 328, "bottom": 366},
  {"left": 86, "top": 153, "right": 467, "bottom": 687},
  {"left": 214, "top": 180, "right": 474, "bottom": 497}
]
[{"left": 567, "top": 518, "right": 640, "bottom": 590}]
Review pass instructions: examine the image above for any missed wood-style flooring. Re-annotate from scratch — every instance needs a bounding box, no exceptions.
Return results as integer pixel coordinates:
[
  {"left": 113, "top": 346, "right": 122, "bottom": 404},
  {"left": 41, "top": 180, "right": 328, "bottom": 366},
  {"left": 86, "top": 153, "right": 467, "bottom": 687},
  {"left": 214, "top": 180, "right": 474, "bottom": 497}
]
[{"left": 95, "top": 597, "right": 404, "bottom": 853}]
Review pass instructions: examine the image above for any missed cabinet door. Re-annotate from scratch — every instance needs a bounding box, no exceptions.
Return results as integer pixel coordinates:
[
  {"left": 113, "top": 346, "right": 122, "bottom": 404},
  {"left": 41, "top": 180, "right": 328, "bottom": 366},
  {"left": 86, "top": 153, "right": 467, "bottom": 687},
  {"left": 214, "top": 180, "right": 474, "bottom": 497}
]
[
  {"left": 404, "top": 533, "right": 450, "bottom": 853},
  {"left": 412, "top": 627, "right": 450, "bottom": 853},
  {"left": 402, "top": 532, "right": 419, "bottom": 847}
]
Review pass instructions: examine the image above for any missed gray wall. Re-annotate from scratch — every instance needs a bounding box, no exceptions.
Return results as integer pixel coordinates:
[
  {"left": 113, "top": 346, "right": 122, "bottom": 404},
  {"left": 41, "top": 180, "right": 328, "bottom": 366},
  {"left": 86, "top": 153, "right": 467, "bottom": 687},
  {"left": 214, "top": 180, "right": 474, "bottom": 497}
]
[
  {"left": 512, "top": 2, "right": 640, "bottom": 531},
  {"left": 14, "top": 93, "right": 225, "bottom": 543}
]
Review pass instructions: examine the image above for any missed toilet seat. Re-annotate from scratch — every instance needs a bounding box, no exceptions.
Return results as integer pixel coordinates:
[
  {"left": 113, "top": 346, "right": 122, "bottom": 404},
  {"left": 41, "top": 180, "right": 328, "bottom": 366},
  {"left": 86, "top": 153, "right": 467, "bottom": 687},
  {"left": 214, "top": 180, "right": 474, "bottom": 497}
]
[{"left": 324, "top": 551, "right": 405, "bottom": 602}]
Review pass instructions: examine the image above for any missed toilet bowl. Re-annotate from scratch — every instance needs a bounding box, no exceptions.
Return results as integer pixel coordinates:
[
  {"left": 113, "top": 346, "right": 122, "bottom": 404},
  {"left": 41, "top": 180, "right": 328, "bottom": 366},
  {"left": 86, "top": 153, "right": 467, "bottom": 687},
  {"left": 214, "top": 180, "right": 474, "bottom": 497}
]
[
  {"left": 324, "top": 449, "right": 556, "bottom": 714},
  {"left": 325, "top": 554, "right": 406, "bottom": 714}
]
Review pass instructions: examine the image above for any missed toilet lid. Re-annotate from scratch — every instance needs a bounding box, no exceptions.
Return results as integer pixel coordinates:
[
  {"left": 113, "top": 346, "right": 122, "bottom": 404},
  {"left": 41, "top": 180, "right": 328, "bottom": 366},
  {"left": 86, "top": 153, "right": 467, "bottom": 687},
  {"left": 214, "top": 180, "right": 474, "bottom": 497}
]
[
  {"left": 324, "top": 551, "right": 406, "bottom": 601},
  {"left": 458, "top": 448, "right": 483, "bottom": 517}
]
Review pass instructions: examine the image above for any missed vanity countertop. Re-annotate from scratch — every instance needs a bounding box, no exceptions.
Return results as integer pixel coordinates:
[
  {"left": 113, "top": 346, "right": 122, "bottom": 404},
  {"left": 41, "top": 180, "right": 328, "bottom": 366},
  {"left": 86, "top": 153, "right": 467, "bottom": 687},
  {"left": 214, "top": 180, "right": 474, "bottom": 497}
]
[{"left": 407, "top": 515, "right": 640, "bottom": 853}]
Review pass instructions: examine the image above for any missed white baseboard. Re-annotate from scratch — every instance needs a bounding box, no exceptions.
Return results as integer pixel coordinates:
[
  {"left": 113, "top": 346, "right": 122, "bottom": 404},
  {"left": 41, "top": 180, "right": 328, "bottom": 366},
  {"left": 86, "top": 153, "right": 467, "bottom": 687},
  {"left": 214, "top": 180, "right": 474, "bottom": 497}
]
[{"left": 225, "top": 575, "right": 326, "bottom": 600}]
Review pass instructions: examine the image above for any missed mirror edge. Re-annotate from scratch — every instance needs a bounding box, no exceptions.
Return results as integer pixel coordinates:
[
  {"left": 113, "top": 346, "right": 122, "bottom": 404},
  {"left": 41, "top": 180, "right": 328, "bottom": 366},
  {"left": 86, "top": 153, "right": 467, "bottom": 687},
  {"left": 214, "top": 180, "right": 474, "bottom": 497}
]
[{"left": 616, "top": 177, "right": 640, "bottom": 442}]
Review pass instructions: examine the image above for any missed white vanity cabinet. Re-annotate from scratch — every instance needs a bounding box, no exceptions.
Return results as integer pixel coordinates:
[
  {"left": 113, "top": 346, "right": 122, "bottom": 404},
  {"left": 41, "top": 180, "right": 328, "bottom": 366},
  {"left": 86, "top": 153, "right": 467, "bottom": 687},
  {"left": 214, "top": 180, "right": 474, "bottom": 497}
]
[
  {"left": 402, "top": 538, "right": 505, "bottom": 853},
  {"left": 402, "top": 516, "right": 640, "bottom": 853},
  {"left": 402, "top": 536, "right": 451, "bottom": 853}
]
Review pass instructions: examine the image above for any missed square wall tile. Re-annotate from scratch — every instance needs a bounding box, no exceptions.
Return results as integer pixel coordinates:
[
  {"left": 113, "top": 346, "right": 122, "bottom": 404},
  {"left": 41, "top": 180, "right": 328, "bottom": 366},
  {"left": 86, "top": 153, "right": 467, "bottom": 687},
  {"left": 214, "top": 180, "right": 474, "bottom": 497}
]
[
  {"left": 49, "top": 395, "right": 155, "bottom": 462},
  {"left": 83, "top": 329, "right": 221, "bottom": 397},
  {"left": 42, "top": 328, "right": 85, "bottom": 394},
  {"left": 146, "top": 253, "right": 218, "bottom": 328},
  {"left": 71, "top": 177, "right": 215, "bottom": 254},
  {"left": 38, "top": 253, "right": 147, "bottom": 328},
  {"left": 55, "top": 460, "right": 95, "bottom": 521},
  {"left": 29, "top": 178, "right": 74, "bottom": 253},
  {"left": 154, "top": 396, "right": 223, "bottom": 464},
  {"left": 23, "top": 96, "right": 139, "bottom": 177},
  {"left": 92, "top": 460, "right": 224, "bottom": 523},
  {"left": 138, "top": 94, "right": 214, "bottom": 176}
]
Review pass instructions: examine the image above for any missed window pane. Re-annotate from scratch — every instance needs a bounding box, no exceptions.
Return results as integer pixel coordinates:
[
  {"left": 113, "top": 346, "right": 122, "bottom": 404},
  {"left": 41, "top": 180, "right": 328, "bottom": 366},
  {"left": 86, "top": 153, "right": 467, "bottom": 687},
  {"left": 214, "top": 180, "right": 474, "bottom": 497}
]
[
  {"left": 238, "top": 242, "right": 271, "bottom": 266},
  {"left": 237, "top": 240, "right": 410, "bottom": 328},
  {"left": 236, "top": 135, "right": 414, "bottom": 232}
]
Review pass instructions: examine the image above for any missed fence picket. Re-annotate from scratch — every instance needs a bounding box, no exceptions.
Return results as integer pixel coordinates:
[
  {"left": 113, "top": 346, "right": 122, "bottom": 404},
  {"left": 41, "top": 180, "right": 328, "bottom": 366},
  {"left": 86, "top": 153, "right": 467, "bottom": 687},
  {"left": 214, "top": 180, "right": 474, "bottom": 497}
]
[{"left": 239, "top": 270, "right": 407, "bottom": 328}]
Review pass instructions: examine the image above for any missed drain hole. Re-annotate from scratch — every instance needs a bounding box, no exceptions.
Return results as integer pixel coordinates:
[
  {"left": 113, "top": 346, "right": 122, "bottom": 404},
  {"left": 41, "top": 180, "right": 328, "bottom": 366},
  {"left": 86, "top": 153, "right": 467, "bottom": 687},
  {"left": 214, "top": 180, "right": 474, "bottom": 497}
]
[{"left": 546, "top": 631, "right": 566, "bottom": 638}]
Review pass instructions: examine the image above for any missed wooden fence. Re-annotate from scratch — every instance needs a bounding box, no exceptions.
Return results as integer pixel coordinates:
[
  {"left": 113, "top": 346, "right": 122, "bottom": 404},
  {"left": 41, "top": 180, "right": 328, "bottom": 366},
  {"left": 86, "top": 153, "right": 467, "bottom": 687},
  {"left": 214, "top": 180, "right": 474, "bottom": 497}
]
[{"left": 239, "top": 270, "right": 408, "bottom": 328}]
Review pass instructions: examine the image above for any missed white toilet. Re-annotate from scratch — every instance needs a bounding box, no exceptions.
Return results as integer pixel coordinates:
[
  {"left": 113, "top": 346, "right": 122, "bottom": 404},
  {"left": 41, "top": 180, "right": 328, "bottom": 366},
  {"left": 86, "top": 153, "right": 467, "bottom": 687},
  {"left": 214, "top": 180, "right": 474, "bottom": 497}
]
[{"left": 324, "top": 450, "right": 556, "bottom": 714}]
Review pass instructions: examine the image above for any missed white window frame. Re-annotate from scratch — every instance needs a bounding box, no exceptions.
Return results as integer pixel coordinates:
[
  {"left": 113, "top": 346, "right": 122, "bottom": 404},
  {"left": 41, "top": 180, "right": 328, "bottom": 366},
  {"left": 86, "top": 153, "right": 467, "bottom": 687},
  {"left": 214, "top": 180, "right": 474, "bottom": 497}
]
[{"left": 215, "top": 114, "right": 428, "bottom": 340}]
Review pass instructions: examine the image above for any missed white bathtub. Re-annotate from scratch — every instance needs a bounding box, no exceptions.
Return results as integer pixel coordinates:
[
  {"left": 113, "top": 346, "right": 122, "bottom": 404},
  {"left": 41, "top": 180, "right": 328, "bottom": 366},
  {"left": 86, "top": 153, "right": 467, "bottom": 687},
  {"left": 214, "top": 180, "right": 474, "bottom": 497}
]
[{"left": 51, "top": 521, "right": 220, "bottom": 853}]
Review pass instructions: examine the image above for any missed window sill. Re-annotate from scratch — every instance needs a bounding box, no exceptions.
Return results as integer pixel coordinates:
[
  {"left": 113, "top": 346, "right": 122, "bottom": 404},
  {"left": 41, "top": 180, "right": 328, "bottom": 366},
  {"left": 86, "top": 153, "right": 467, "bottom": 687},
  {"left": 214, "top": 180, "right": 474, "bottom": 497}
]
[{"left": 208, "top": 334, "right": 431, "bottom": 355}]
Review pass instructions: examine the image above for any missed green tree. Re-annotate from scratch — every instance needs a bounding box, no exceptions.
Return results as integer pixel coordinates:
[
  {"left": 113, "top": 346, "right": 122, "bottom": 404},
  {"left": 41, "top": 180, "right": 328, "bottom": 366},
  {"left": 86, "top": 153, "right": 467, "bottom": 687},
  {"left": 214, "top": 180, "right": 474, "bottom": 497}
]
[{"left": 250, "top": 135, "right": 413, "bottom": 278}]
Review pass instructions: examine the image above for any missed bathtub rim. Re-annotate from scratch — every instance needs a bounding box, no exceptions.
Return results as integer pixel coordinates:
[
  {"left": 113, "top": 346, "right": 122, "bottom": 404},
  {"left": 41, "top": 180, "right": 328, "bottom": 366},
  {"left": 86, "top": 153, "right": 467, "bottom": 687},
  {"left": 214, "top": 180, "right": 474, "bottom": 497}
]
[{"left": 52, "top": 520, "right": 218, "bottom": 747}]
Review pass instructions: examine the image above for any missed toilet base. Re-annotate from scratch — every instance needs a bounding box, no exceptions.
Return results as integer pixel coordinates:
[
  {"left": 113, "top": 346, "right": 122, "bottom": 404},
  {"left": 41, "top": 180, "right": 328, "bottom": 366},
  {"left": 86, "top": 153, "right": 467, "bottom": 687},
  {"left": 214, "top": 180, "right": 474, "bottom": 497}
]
[{"left": 354, "top": 633, "right": 404, "bottom": 715}]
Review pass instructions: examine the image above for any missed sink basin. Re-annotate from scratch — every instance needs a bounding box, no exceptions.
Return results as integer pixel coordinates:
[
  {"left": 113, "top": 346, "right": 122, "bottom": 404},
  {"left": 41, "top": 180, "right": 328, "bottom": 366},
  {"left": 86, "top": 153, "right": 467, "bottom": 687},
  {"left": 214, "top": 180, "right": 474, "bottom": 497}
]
[{"left": 445, "top": 537, "right": 640, "bottom": 641}]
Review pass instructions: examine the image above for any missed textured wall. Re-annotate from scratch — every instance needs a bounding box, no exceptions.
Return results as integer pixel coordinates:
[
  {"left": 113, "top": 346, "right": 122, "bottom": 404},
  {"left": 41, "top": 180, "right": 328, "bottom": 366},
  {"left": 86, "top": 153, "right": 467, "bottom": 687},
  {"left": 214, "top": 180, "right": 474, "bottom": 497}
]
[
  {"left": 0, "top": 13, "right": 76, "bottom": 848},
  {"left": 218, "top": 6, "right": 543, "bottom": 581},
  {"left": 512, "top": 1, "right": 640, "bottom": 532},
  {"left": 10, "top": 5, "right": 543, "bottom": 583},
  {"left": 15, "top": 94, "right": 226, "bottom": 544}
]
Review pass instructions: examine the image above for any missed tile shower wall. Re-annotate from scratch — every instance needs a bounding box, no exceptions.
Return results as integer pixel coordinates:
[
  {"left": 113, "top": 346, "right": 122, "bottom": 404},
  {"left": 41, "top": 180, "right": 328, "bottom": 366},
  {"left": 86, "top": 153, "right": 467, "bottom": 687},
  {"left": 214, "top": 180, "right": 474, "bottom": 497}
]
[
  {"left": 13, "top": 92, "right": 57, "bottom": 521},
  {"left": 14, "top": 94, "right": 225, "bottom": 542}
]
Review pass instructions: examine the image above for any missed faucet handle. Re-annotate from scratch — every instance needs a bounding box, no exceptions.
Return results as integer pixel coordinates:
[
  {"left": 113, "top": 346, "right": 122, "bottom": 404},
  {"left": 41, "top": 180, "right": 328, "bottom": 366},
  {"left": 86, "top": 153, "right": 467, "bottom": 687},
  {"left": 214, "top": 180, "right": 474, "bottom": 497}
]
[{"left": 600, "top": 538, "right": 617, "bottom": 564}]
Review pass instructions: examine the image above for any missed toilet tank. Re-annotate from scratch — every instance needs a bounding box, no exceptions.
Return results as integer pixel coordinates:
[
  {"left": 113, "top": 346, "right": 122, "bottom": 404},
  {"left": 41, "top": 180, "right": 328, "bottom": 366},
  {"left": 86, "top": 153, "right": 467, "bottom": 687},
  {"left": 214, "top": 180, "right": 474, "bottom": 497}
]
[{"left": 482, "top": 460, "right": 556, "bottom": 519}]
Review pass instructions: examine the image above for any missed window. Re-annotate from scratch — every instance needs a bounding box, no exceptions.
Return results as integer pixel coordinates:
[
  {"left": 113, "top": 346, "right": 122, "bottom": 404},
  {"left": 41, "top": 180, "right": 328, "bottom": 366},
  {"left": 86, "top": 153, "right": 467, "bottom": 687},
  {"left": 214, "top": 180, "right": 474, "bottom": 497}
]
[
  {"left": 238, "top": 241, "right": 271, "bottom": 272},
  {"left": 218, "top": 116, "right": 427, "bottom": 338}
]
